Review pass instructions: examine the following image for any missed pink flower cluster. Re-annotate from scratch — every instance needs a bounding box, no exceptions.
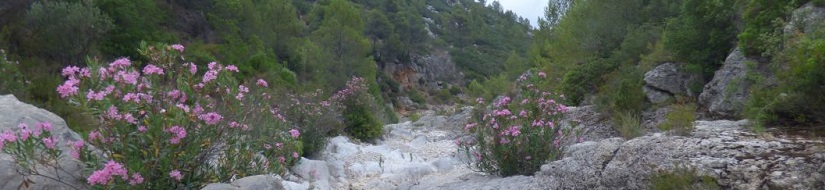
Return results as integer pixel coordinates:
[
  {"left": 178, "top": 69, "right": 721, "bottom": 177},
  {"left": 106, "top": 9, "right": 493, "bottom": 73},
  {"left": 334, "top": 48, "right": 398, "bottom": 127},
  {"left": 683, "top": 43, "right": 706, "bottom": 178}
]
[
  {"left": 171, "top": 44, "right": 185, "bottom": 52},
  {"left": 142, "top": 64, "right": 164, "bottom": 75},
  {"left": 289, "top": 129, "right": 300, "bottom": 138},
  {"left": 0, "top": 130, "right": 16, "bottom": 149},
  {"left": 169, "top": 170, "right": 182, "bottom": 181},
  {"left": 66, "top": 140, "right": 85, "bottom": 159},
  {"left": 86, "top": 85, "right": 115, "bottom": 101},
  {"left": 331, "top": 77, "right": 368, "bottom": 101},
  {"left": 198, "top": 112, "right": 223, "bottom": 125},
  {"left": 88, "top": 160, "right": 143, "bottom": 186},
  {"left": 257, "top": 79, "right": 268, "bottom": 87},
  {"left": 166, "top": 126, "right": 187, "bottom": 144}
]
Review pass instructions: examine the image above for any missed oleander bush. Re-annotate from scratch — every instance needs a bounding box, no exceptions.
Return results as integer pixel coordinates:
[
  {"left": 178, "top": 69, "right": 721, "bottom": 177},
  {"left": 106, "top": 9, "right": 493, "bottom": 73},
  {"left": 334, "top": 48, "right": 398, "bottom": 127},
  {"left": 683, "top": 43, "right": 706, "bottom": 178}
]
[
  {"left": 459, "top": 70, "right": 581, "bottom": 176},
  {"left": 3, "top": 43, "right": 303, "bottom": 189}
]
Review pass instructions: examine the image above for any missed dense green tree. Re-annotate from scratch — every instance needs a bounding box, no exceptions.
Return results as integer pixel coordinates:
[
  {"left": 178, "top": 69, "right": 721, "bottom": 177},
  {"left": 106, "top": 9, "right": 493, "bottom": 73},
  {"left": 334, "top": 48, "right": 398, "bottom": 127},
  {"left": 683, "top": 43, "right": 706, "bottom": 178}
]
[
  {"left": 310, "top": 0, "right": 374, "bottom": 89},
  {"left": 97, "top": 0, "right": 171, "bottom": 59},
  {"left": 24, "top": 1, "right": 113, "bottom": 63}
]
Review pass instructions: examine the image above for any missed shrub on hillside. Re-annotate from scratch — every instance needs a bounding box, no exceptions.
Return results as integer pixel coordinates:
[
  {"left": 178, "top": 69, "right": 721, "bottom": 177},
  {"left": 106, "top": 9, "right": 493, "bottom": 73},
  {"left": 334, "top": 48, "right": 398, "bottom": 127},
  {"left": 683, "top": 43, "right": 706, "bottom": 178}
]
[
  {"left": 659, "top": 103, "right": 697, "bottom": 136},
  {"left": 335, "top": 77, "right": 385, "bottom": 142},
  {"left": 459, "top": 71, "right": 581, "bottom": 176},
  {"left": 2, "top": 44, "right": 302, "bottom": 189},
  {"left": 0, "top": 49, "right": 28, "bottom": 98}
]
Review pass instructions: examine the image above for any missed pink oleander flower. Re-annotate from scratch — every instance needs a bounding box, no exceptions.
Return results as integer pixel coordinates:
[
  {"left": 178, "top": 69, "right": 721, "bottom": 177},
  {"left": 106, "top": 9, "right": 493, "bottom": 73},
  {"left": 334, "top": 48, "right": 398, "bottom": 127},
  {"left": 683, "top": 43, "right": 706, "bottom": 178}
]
[
  {"left": 496, "top": 96, "right": 511, "bottom": 107},
  {"left": 169, "top": 170, "right": 182, "bottom": 181},
  {"left": 129, "top": 173, "right": 144, "bottom": 185},
  {"left": 538, "top": 72, "right": 547, "bottom": 78},
  {"left": 171, "top": 44, "right": 185, "bottom": 52},
  {"left": 67, "top": 140, "right": 84, "bottom": 159},
  {"left": 292, "top": 152, "right": 299, "bottom": 158},
  {"left": 229, "top": 121, "right": 241, "bottom": 128},
  {"left": 57, "top": 80, "right": 79, "bottom": 98},
  {"left": 123, "top": 113, "right": 137, "bottom": 124},
  {"left": 225, "top": 65, "right": 239, "bottom": 72},
  {"left": 278, "top": 156, "right": 286, "bottom": 163},
  {"left": 142, "top": 64, "right": 164, "bottom": 75},
  {"left": 107, "top": 106, "right": 122, "bottom": 121},
  {"left": 115, "top": 70, "right": 139, "bottom": 85},
  {"left": 276, "top": 142, "right": 283, "bottom": 149},
  {"left": 42, "top": 136, "right": 57, "bottom": 149},
  {"left": 519, "top": 110, "right": 528, "bottom": 117},
  {"left": 109, "top": 58, "right": 131, "bottom": 69},
  {"left": 186, "top": 63, "right": 197, "bottom": 74},
  {"left": 464, "top": 123, "right": 477, "bottom": 131},
  {"left": 88, "top": 131, "right": 102, "bottom": 142},
  {"left": 493, "top": 109, "right": 512, "bottom": 117},
  {"left": 138, "top": 126, "right": 147, "bottom": 133},
  {"left": 202, "top": 70, "right": 218, "bottom": 83},
  {"left": 86, "top": 89, "right": 106, "bottom": 101},
  {"left": 256, "top": 79, "right": 268, "bottom": 87},
  {"left": 79, "top": 68, "right": 91, "bottom": 78},
  {"left": 193, "top": 104, "right": 204, "bottom": 115},
  {"left": 0, "top": 130, "right": 16, "bottom": 143},
  {"left": 198, "top": 112, "right": 223, "bottom": 125},
  {"left": 507, "top": 126, "right": 521, "bottom": 137},
  {"left": 37, "top": 121, "right": 52, "bottom": 132},
  {"left": 289, "top": 129, "right": 300, "bottom": 138},
  {"left": 62, "top": 66, "right": 80, "bottom": 77},
  {"left": 207, "top": 62, "right": 221, "bottom": 71},
  {"left": 123, "top": 93, "right": 140, "bottom": 103},
  {"left": 167, "top": 126, "right": 187, "bottom": 144},
  {"left": 87, "top": 160, "right": 129, "bottom": 186},
  {"left": 98, "top": 68, "right": 110, "bottom": 80},
  {"left": 238, "top": 85, "right": 249, "bottom": 93}
]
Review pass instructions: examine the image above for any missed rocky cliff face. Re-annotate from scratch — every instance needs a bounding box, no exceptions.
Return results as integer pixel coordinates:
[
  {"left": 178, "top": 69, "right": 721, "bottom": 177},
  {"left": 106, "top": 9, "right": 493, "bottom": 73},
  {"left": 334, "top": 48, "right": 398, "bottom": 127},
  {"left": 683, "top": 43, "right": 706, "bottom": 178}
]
[{"left": 381, "top": 49, "right": 463, "bottom": 93}]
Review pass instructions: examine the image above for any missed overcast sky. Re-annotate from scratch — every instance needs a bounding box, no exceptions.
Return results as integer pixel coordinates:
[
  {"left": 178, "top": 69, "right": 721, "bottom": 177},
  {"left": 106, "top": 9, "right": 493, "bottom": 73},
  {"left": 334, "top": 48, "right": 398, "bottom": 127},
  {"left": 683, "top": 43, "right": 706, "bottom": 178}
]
[{"left": 486, "top": 0, "right": 549, "bottom": 28}]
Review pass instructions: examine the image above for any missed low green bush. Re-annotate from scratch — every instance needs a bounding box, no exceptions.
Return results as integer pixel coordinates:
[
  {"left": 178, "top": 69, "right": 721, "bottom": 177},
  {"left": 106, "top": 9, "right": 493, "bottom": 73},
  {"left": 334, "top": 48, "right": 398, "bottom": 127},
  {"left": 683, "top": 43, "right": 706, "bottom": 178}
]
[
  {"left": 659, "top": 103, "right": 697, "bottom": 136},
  {"left": 650, "top": 165, "right": 720, "bottom": 190},
  {"left": 614, "top": 112, "right": 644, "bottom": 139},
  {"left": 344, "top": 104, "right": 383, "bottom": 141},
  {"left": 408, "top": 90, "right": 426, "bottom": 104}
]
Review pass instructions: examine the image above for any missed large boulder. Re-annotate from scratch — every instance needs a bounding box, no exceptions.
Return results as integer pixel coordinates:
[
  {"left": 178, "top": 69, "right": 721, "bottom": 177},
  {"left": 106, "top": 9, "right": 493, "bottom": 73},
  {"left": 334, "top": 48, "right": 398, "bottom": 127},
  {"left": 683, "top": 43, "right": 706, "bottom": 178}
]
[
  {"left": 784, "top": 3, "right": 825, "bottom": 35},
  {"left": 643, "top": 62, "right": 702, "bottom": 101},
  {"left": 0, "top": 95, "right": 88, "bottom": 190},
  {"left": 538, "top": 120, "right": 825, "bottom": 190},
  {"left": 699, "top": 48, "right": 754, "bottom": 119}
]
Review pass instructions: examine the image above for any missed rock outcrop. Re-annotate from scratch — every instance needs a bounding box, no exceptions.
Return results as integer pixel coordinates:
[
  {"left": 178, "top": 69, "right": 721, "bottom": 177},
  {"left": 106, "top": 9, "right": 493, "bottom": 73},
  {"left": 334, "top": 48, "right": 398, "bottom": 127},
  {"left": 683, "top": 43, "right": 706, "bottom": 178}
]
[
  {"left": 0, "top": 95, "right": 88, "bottom": 190},
  {"left": 785, "top": 3, "right": 825, "bottom": 35},
  {"left": 201, "top": 175, "right": 286, "bottom": 190},
  {"left": 698, "top": 48, "right": 755, "bottom": 119},
  {"left": 382, "top": 49, "right": 463, "bottom": 91},
  {"left": 538, "top": 120, "right": 825, "bottom": 190},
  {"left": 643, "top": 62, "right": 701, "bottom": 104}
]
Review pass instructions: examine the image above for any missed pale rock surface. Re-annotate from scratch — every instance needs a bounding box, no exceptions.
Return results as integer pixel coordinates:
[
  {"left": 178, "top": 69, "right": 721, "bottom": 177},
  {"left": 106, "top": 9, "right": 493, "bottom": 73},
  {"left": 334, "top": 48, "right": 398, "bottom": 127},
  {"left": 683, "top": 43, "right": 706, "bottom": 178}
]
[
  {"left": 201, "top": 175, "right": 285, "bottom": 190},
  {"left": 0, "top": 95, "right": 88, "bottom": 190},
  {"left": 699, "top": 48, "right": 754, "bottom": 119},
  {"left": 643, "top": 62, "right": 701, "bottom": 98}
]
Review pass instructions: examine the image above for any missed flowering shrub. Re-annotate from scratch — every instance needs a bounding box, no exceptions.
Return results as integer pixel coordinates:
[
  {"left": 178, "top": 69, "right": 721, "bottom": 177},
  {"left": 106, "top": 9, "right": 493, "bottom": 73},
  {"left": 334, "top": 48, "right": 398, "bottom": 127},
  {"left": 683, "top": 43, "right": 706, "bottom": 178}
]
[
  {"left": 4, "top": 43, "right": 303, "bottom": 189},
  {"left": 459, "top": 71, "right": 581, "bottom": 176},
  {"left": 1, "top": 122, "right": 98, "bottom": 190},
  {"left": 335, "top": 77, "right": 384, "bottom": 142},
  {"left": 276, "top": 89, "right": 344, "bottom": 157}
]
